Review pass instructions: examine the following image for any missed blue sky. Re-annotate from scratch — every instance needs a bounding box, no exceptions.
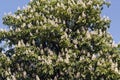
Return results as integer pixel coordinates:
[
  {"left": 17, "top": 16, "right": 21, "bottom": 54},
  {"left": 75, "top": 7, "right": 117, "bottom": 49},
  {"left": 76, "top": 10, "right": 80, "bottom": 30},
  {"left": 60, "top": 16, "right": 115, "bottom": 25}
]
[
  {"left": 103, "top": 0, "right": 120, "bottom": 43},
  {"left": 0, "top": 0, "right": 120, "bottom": 43}
]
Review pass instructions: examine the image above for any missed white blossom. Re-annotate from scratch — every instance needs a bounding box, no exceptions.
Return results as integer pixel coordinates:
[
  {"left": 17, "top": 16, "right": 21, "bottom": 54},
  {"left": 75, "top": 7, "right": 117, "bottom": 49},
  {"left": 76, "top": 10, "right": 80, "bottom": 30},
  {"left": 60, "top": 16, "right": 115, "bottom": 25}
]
[
  {"left": 30, "top": 0, "right": 33, "bottom": 2},
  {"left": 19, "top": 13, "right": 22, "bottom": 17},
  {"left": 71, "top": 0, "right": 75, "bottom": 5},
  {"left": 73, "top": 39, "right": 78, "bottom": 44},
  {"left": 64, "top": 57, "right": 69, "bottom": 63},
  {"left": 96, "top": 4, "right": 100, "bottom": 9},
  {"left": 22, "top": 23, "right": 26, "bottom": 27},
  {"left": 16, "top": 28, "right": 21, "bottom": 32},
  {"left": 92, "top": 54, "right": 96, "bottom": 60},
  {"left": 40, "top": 21, "right": 43, "bottom": 25},
  {"left": 11, "top": 75, "right": 16, "bottom": 80},
  {"left": 57, "top": 3, "right": 60, "bottom": 7},
  {"left": 86, "top": 31, "right": 91, "bottom": 38},
  {"left": 35, "top": 12, "right": 39, "bottom": 16},
  {"left": 61, "top": 32, "right": 68, "bottom": 39},
  {"left": 65, "top": 53, "right": 70, "bottom": 63},
  {"left": 30, "top": 9, "right": 34, "bottom": 12},
  {"left": 55, "top": 18, "right": 58, "bottom": 22},
  {"left": 30, "top": 32, "right": 33, "bottom": 36},
  {"left": 65, "top": 48, "right": 68, "bottom": 52},
  {"left": 36, "top": 30, "right": 38, "bottom": 33},
  {"left": 78, "top": 16, "right": 81, "bottom": 20},
  {"left": 43, "top": 17, "right": 47, "bottom": 23},
  {"left": 21, "top": 40, "right": 25, "bottom": 46},
  {"left": 58, "top": 55, "right": 63, "bottom": 62},
  {"left": 91, "top": 31, "right": 97, "bottom": 35},
  {"left": 74, "top": 45, "right": 78, "bottom": 49},
  {"left": 25, "top": 50, "right": 29, "bottom": 54},
  {"left": 112, "top": 41, "right": 117, "bottom": 47},
  {"left": 102, "top": 15, "right": 110, "bottom": 21},
  {"left": 40, "top": 49, "right": 44, "bottom": 54},
  {"left": 36, "top": 75, "right": 40, "bottom": 80},
  {"left": 77, "top": 0, "right": 82, "bottom": 4},
  {"left": 48, "top": 49, "right": 53, "bottom": 55},
  {"left": 17, "top": 40, "right": 25, "bottom": 47},
  {"left": 46, "top": 58, "right": 52, "bottom": 64},
  {"left": 28, "top": 23, "right": 32, "bottom": 28},
  {"left": 82, "top": 11, "right": 86, "bottom": 17},
  {"left": 16, "top": 15, "right": 20, "bottom": 19},
  {"left": 49, "top": 15, "right": 52, "bottom": 19},
  {"left": 25, "top": 43, "right": 30, "bottom": 46},
  {"left": 5, "top": 71, "right": 9, "bottom": 75},
  {"left": 80, "top": 56, "right": 84, "bottom": 60},
  {"left": 77, "top": 0, "right": 86, "bottom": 7},
  {"left": 29, "top": 14, "right": 32, "bottom": 18},
  {"left": 18, "top": 40, "right": 21, "bottom": 47},
  {"left": 61, "top": 3, "right": 65, "bottom": 9},
  {"left": 58, "top": 18, "right": 62, "bottom": 23},
  {"left": 54, "top": 76, "right": 57, "bottom": 80},
  {"left": 105, "top": 16, "right": 110, "bottom": 21},
  {"left": 36, "top": 1, "right": 40, "bottom": 5},
  {"left": 32, "top": 39, "right": 35, "bottom": 45},
  {"left": 77, "top": 29, "right": 80, "bottom": 34},
  {"left": 6, "top": 77, "right": 11, "bottom": 80},
  {"left": 17, "top": 6, "right": 21, "bottom": 10},
  {"left": 45, "top": 5, "right": 47, "bottom": 8},
  {"left": 0, "top": 28, "right": 5, "bottom": 32},
  {"left": 23, "top": 71, "right": 27, "bottom": 78},
  {"left": 8, "top": 12, "right": 12, "bottom": 15},
  {"left": 27, "top": 5, "right": 31, "bottom": 9},
  {"left": 67, "top": 7, "right": 71, "bottom": 14},
  {"left": 63, "top": 20, "right": 65, "bottom": 24},
  {"left": 38, "top": 56, "right": 41, "bottom": 60},
  {"left": 81, "top": 2, "right": 86, "bottom": 8},
  {"left": 76, "top": 72, "right": 80, "bottom": 78},
  {"left": 87, "top": 1, "right": 92, "bottom": 5},
  {"left": 50, "top": 6, "right": 54, "bottom": 11},
  {"left": 48, "top": 19, "right": 55, "bottom": 25}
]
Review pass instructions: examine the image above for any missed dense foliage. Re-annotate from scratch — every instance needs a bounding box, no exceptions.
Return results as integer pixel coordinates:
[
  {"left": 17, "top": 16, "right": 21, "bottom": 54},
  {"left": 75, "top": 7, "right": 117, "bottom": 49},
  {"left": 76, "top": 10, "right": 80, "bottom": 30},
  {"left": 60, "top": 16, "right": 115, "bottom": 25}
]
[{"left": 0, "top": 0, "right": 120, "bottom": 79}]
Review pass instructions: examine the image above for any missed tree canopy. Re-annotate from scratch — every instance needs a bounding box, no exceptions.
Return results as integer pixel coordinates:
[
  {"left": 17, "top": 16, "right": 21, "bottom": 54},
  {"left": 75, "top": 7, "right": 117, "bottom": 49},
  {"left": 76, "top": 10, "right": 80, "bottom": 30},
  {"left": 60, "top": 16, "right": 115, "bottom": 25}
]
[{"left": 0, "top": 0, "right": 120, "bottom": 79}]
